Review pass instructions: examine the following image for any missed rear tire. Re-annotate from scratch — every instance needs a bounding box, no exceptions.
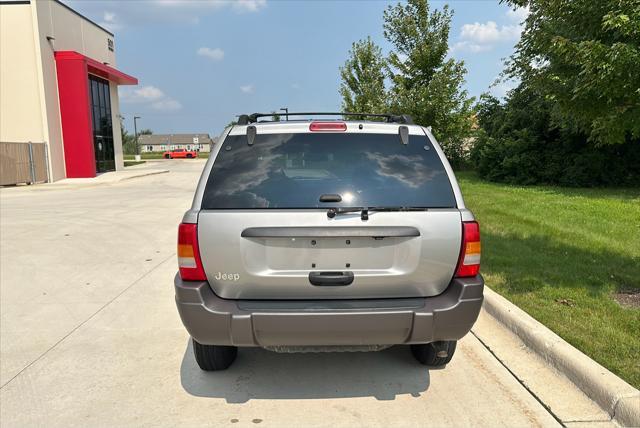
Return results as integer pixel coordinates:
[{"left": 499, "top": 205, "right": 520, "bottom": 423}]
[
  {"left": 164, "top": 154, "right": 171, "bottom": 159},
  {"left": 192, "top": 338, "right": 237, "bottom": 371},
  {"left": 411, "top": 340, "right": 457, "bottom": 367},
  {"left": 186, "top": 154, "right": 193, "bottom": 158}
]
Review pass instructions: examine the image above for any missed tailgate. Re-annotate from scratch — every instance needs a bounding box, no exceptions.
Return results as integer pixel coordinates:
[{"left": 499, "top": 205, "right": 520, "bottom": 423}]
[{"left": 198, "top": 210, "right": 461, "bottom": 299}]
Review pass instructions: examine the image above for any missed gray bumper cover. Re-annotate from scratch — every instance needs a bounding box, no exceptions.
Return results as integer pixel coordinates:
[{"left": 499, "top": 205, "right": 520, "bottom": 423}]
[{"left": 175, "top": 274, "right": 484, "bottom": 347}]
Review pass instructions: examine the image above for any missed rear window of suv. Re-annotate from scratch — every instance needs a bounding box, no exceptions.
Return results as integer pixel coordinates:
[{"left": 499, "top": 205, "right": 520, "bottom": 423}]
[{"left": 201, "top": 132, "right": 456, "bottom": 209}]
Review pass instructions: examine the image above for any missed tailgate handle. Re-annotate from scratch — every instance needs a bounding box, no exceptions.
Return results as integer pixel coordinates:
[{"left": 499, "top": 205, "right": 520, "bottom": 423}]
[
  {"left": 309, "top": 271, "right": 354, "bottom": 286},
  {"left": 241, "top": 226, "right": 420, "bottom": 238}
]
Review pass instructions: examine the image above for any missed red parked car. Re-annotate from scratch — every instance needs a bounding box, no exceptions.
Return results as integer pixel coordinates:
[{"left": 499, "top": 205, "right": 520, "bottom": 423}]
[{"left": 163, "top": 149, "right": 198, "bottom": 159}]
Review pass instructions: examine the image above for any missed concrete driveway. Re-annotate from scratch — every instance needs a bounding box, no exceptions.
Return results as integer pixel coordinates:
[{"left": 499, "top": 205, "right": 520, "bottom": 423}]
[{"left": 0, "top": 160, "right": 608, "bottom": 427}]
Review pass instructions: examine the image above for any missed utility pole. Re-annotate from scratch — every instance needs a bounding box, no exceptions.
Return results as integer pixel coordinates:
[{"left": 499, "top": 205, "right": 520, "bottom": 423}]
[
  {"left": 133, "top": 116, "right": 141, "bottom": 156},
  {"left": 280, "top": 107, "right": 289, "bottom": 121}
]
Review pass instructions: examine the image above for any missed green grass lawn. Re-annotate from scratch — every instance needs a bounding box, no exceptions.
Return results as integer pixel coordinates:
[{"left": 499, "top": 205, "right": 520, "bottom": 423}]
[
  {"left": 124, "top": 152, "right": 210, "bottom": 160},
  {"left": 123, "top": 160, "right": 146, "bottom": 167},
  {"left": 457, "top": 172, "right": 640, "bottom": 388}
]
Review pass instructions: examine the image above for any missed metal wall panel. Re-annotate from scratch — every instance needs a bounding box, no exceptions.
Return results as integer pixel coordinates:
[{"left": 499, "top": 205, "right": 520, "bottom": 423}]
[{"left": 0, "top": 142, "right": 49, "bottom": 186}]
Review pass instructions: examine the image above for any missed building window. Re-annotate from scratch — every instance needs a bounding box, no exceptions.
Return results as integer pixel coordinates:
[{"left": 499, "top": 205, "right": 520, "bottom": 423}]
[{"left": 89, "top": 75, "right": 115, "bottom": 173}]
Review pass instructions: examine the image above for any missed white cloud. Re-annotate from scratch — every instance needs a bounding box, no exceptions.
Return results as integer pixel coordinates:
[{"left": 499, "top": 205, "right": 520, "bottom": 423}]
[
  {"left": 98, "top": 11, "right": 122, "bottom": 32},
  {"left": 450, "top": 41, "right": 492, "bottom": 54},
  {"left": 460, "top": 21, "right": 521, "bottom": 44},
  {"left": 197, "top": 47, "right": 225, "bottom": 61},
  {"left": 232, "top": 0, "right": 267, "bottom": 13},
  {"left": 507, "top": 6, "right": 530, "bottom": 23},
  {"left": 155, "top": 0, "right": 266, "bottom": 13},
  {"left": 154, "top": 0, "right": 225, "bottom": 7},
  {"left": 151, "top": 98, "right": 183, "bottom": 111},
  {"left": 120, "top": 85, "right": 182, "bottom": 111},
  {"left": 68, "top": 0, "right": 268, "bottom": 33},
  {"left": 240, "top": 84, "right": 254, "bottom": 94},
  {"left": 120, "top": 86, "right": 165, "bottom": 103},
  {"left": 531, "top": 57, "right": 549, "bottom": 70},
  {"left": 451, "top": 18, "right": 523, "bottom": 54}
]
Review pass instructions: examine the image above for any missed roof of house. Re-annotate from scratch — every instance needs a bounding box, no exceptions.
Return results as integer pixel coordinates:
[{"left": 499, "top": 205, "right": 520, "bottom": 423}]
[{"left": 137, "top": 134, "right": 215, "bottom": 145}]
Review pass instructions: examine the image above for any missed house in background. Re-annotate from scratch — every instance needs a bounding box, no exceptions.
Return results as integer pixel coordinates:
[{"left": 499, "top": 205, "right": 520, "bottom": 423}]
[
  {"left": 0, "top": 0, "right": 137, "bottom": 184},
  {"left": 137, "top": 134, "right": 215, "bottom": 153}
]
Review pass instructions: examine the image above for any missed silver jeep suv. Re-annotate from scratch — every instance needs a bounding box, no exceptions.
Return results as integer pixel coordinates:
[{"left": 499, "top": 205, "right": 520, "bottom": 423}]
[{"left": 175, "top": 112, "right": 483, "bottom": 371}]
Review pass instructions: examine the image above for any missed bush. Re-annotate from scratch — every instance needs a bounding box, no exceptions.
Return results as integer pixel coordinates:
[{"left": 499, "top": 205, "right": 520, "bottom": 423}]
[
  {"left": 473, "top": 135, "right": 640, "bottom": 187},
  {"left": 470, "top": 131, "right": 640, "bottom": 187},
  {"left": 471, "top": 88, "right": 640, "bottom": 187},
  {"left": 123, "top": 140, "right": 138, "bottom": 155}
]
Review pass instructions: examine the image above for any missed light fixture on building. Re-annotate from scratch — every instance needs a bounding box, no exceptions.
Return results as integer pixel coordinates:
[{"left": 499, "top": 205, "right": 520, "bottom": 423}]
[{"left": 46, "top": 36, "right": 55, "bottom": 42}]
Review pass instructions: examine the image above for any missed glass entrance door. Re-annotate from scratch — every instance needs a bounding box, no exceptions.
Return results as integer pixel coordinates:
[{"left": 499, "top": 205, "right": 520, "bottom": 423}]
[{"left": 89, "top": 75, "right": 115, "bottom": 173}]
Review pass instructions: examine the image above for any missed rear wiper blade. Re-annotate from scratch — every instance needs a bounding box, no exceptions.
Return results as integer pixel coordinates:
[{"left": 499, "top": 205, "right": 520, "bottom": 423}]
[{"left": 327, "top": 206, "right": 428, "bottom": 220}]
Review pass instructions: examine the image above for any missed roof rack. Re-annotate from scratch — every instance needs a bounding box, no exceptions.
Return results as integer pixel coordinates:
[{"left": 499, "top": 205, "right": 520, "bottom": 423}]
[{"left": 236, "top": 112, "right": 414, "bottom": 126}]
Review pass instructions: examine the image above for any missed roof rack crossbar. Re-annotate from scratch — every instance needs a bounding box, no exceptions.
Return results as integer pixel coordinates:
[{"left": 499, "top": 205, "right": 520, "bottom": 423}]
[{"left": 236, "top": 112, "right": 413, "bottom": 125}]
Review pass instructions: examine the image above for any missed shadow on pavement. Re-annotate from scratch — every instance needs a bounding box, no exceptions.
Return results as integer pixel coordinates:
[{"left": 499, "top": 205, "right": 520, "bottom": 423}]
[{"left": 180, "top": 340, "right": 430, "bottom": 402}]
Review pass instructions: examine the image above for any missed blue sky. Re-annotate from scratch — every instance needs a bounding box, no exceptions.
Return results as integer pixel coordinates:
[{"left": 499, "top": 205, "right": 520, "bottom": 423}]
[{"left": 67, "top": 0, "right": 527, "bottom": 136}]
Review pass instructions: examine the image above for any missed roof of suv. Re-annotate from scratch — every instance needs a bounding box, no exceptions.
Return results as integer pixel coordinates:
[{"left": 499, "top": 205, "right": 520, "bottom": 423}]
[
  {"left": 236, "top": 112, "right": 414, "bottom": 125},
  {"left": 228, "top": 121, "right": 426, "bottom": 136}
]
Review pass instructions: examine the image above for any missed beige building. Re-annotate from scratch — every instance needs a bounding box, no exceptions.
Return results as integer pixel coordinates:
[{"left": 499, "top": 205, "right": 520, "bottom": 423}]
[
  {"left": 138, "top": 134, "right": 215, "bottom": 153},
  {"left": 0, "top": 0, "right": 137, "bottom": 183}
]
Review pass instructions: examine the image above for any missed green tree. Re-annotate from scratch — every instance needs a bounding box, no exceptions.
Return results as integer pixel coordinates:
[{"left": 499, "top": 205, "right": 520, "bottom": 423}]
[
  {"left": 505, "top": 0, "right": 640, "bottom": 144},
  {"left": 119, "top": 115, "right": 136, "bottom": 155},
  {"left": 383, "top": 0, "right": 475, "bottom": 163},
  {"left": 119, "top": 116, "right": 153, "bottom": 155},
  {"left": 339, "top": 37, "right": 388, "bottom": 117}
]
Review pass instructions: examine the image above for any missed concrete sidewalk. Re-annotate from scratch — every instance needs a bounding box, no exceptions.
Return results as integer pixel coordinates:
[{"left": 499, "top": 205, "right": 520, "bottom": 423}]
[
  {"left": 0, "top": 160, "right": 621, "bottom": 427},
  {"left": 45, "top": 162, "right": 171, "bottom": 187},
  {"left": 0, "top": 161, "right": 182, "bottom": 192}
]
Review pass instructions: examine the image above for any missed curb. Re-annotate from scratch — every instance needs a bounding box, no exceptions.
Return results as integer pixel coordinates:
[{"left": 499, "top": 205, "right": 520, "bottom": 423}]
[
  {"left": 119, "top": 169, "right": 169, "bottom": 181},
  {"left": 482, "top": 287, "right": 640, "bottom": 427}
]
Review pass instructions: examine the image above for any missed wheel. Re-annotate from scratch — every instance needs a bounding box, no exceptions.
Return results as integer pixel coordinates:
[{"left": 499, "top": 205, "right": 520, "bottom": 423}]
[
  {"left": 192, "top": 338, "right": 237, "bottom": 371},
  {"left": 186, "top": 154, "right": 193, "bottom": 158},
  {"left": 411, "top": 340, "right": 457, "bottom": 367},
  {"left": 164, "top": 154, "right": 171, "bottom": 159}
]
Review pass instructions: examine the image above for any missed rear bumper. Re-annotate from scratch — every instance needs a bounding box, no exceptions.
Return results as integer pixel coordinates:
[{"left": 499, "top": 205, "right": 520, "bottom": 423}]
[{"left": 174, "top": 275, "right": 484, "bottom": 347}]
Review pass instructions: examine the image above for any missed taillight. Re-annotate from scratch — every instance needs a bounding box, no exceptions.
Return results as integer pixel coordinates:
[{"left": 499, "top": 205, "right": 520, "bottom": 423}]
[
  {"left": 455, "top": 221, "right": 481, "bottom": 277},
  {"left": 178, "top": 223, "right": 206, "bottom": 281},
  {"left": 309, "top": 121, "right": 347, "bottom": 132}
]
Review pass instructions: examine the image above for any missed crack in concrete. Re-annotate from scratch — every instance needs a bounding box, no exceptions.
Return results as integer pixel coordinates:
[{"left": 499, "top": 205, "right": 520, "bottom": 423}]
[{"left": 471, "top": 329, "right": 577, "bottom": 427}]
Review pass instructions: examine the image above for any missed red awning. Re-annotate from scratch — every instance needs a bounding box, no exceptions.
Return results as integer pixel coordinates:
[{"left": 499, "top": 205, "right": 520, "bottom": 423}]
[{"left": 54, "top": 51, "right": 138, "bottom": 85}]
